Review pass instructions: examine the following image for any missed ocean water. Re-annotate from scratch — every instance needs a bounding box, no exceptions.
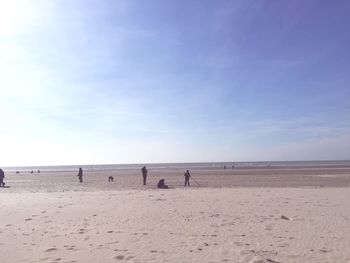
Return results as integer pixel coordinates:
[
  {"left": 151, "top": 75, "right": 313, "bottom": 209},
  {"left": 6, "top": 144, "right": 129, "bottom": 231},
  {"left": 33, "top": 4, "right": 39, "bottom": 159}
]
[{"left": 3, "top": 160, "right": 350, "bottom": 173}]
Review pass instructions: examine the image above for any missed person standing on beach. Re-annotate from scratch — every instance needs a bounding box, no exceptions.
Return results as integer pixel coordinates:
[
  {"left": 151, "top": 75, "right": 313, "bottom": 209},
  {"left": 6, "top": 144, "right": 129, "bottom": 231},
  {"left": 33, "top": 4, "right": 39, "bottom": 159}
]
[
  {"left": 77, "top": 168, "right": 83, "bottom": 183},
  {"left": 141, "top": 166, "right": 148, "bottom": 185},
  {"left": 0, "top": 169, "right": 5, "bottom": 187},
  {"left": 184, "top": 170, "right": 191, "bottom": 187}
]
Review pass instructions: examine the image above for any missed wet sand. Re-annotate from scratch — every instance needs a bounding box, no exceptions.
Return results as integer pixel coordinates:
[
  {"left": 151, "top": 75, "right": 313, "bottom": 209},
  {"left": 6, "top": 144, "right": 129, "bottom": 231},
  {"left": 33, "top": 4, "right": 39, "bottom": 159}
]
[{"left": 3, "top": 165, "right": 350, "bottom": 192}]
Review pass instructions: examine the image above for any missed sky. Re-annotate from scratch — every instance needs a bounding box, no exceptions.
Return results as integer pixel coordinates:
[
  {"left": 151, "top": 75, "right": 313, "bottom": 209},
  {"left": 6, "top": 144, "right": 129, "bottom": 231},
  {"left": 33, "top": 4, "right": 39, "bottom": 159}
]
[{"left": 0, "top": 0, "right": 350, "bottom": 166}]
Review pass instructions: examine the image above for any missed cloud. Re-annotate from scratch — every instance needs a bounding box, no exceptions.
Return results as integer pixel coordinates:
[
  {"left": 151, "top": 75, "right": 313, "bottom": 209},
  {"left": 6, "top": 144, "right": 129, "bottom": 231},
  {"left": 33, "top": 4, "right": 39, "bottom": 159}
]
[{"left": 1, "top": 1, "right": 350, "bottom": 165}]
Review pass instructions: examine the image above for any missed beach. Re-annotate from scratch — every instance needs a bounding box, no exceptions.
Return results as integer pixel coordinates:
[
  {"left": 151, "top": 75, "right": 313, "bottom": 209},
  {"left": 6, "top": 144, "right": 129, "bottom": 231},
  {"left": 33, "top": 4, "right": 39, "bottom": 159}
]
[
  {"left": 2, "top": 0, "right": 350, "bottom": 262},
  {"left": 1, "top": 165, "right": 350, "bottom": 262}
]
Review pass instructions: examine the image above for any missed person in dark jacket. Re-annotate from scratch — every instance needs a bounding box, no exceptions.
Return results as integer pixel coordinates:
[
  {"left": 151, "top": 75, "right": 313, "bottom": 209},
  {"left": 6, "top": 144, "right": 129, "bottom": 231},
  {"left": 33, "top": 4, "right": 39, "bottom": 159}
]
[
  {"left": 77, "top": 168, "right": 83, "bottom": 183},
  {"left": 141, "top": 166, "right": 148, "bottom": 185},
  {"left": 0, "top": 169, "right": 5, "bottom": 187},
  {"left": 184, "top": 170, "right": 191, "bottom": 187}
]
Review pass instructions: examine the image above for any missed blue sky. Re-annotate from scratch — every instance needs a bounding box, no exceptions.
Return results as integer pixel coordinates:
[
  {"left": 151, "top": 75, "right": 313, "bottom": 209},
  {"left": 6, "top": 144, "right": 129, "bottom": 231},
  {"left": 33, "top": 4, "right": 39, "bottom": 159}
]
[{"left": 0, "top": 0, "right": 350, "bottom": 166}]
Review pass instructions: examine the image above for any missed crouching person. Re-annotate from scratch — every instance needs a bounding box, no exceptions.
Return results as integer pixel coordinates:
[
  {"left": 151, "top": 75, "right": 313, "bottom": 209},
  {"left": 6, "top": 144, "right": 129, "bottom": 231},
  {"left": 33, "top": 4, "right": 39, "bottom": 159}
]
[{"left": 157, "top": 179, "right": 169, "bottom": 189}]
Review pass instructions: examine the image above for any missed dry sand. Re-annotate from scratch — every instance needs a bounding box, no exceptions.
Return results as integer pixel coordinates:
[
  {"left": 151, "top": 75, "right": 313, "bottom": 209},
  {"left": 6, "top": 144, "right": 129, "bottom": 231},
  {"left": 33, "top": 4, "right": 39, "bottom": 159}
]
[{"left": 1, "top": 167, "right": 350, "bottom": 262}]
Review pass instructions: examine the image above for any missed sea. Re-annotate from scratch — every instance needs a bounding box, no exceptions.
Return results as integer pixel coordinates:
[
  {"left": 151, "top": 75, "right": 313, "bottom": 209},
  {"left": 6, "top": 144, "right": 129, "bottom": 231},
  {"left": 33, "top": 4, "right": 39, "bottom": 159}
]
[{"left": 3, "top": 160, "right": 350, "bottom": 173}]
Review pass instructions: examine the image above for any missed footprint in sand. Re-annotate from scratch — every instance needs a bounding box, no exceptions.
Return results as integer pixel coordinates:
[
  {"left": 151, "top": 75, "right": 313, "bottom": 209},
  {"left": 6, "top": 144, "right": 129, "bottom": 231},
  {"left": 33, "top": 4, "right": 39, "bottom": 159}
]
[
  {"left": 240, "top": 249, "right": 255, "bottom": 255},
  {"left": 65, "top": 245, "right": 76, "bottom": 251},
  {"left": 114, "top": 255, "right": 125, "bottom": 260},
  {"left": 44, "top": 247, "right": 57, "bottom": 252},
  {"left": 25, "top": 218, "right": 32, "bottom": 221},
  {"left": 255, "top": 250, "right": 277, "bottom": 258},
  {"left": 265, "top": 224, "right": 274, "bottom": 231},
  {"left": 106, "top": 241, "right": 119, "bottom": 245},
  {"left": 234, "top": 241, "right": 244, "bottom": 247}
]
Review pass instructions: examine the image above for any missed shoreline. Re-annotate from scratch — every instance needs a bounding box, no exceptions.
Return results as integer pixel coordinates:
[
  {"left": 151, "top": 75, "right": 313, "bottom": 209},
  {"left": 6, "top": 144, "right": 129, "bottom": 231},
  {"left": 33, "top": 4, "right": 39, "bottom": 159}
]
[{"left": 1, "top": 167, "right": 350, "bottom": 193}]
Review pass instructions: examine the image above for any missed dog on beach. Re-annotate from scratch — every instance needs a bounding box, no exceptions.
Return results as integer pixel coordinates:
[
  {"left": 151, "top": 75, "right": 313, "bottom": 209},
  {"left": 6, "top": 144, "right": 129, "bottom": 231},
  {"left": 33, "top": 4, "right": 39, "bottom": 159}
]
[{"left": 108, "top": 176, "right": 114, "bottom": 182}]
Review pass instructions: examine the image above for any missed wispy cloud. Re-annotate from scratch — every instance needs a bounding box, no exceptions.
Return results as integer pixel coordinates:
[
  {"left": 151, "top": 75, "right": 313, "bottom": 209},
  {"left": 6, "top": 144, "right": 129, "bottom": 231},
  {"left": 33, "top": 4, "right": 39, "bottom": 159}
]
[{"left": 1, "top": 0, "right": 350, "bottom": 165}]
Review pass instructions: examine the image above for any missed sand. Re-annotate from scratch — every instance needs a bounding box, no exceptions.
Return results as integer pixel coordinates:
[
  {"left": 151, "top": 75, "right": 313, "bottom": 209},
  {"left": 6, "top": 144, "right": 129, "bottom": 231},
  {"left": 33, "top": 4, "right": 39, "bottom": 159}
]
[{"left": 1, "top": 167, "right": 350, "bottom": 262}]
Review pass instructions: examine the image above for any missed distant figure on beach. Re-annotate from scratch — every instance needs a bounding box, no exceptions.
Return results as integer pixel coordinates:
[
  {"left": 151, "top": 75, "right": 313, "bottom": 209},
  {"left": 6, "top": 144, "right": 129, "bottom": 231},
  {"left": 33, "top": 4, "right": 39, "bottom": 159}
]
[
  {"left": 184, "top": 170, "right": 191, "bottom": 187},
  {"left": 0, "top": 169, "right": 5, "bottom": 187},
  {"left": 77, "top": 168, "right": 83, "bottom": 183},
  {"left": 141, "top": 166, "right": 148, "bottom": 185},
  {"left": 30, "top": 170, "right": 33, "bottom": 174},
  {"left": 38, "top": 170, "right": 40, "bottom": 173},
  {"left": 157, "top": 179, "right": 168, "bottom": 189},
  {"left": 108, "top": 176, "right": 114, "bottom": 182}
]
